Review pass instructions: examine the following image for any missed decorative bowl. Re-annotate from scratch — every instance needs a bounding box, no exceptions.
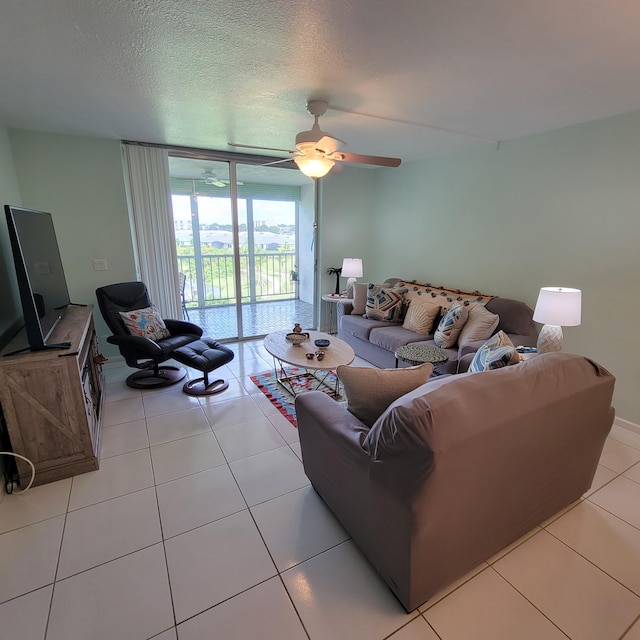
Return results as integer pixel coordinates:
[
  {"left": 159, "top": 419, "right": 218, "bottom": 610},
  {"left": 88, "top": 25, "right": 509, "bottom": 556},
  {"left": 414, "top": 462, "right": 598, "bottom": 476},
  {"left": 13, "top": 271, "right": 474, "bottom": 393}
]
[
  {"left": 286, "top": 332, "right": 308, "bottom": 345},
  {"left": 314, "top": 338, "right": 330, "bottom": 348}
]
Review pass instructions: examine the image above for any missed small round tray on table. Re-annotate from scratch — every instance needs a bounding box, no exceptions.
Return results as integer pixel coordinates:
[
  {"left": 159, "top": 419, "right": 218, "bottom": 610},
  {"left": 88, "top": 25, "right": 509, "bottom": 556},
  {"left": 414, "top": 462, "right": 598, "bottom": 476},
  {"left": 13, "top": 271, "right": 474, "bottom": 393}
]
[{"left": 394, "top": 343, "right": 449, "bottom": 367}]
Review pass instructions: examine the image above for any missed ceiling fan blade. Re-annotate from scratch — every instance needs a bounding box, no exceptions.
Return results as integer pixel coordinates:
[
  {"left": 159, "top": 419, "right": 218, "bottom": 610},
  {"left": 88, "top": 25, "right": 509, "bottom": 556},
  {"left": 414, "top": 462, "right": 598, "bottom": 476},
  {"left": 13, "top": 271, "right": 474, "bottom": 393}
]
[
  {"left": 315, "top": 135, "right": 345, "bottom": 155},
  {"left": 332, "top": 152, "right": 401, "bottom": 168},
  {"left": 260, "top": 157, "right": 296, "bottom": 167},
  {"left": 228, "top": 142, "right": 297, "bottom": 154}
]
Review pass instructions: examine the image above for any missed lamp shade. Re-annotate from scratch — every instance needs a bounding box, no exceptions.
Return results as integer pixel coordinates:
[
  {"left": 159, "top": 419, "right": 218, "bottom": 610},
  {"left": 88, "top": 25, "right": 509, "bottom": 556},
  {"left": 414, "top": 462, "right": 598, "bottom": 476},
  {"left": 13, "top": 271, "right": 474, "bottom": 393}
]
[
  {"left": 341, "top": 258, "right": 363, "bottom": 278},
  {"left": 293, "top": 155, "right": 335, "bottom": 178},
  {"left": 533, "top": 287, "right": 582, "bottom": 327}
]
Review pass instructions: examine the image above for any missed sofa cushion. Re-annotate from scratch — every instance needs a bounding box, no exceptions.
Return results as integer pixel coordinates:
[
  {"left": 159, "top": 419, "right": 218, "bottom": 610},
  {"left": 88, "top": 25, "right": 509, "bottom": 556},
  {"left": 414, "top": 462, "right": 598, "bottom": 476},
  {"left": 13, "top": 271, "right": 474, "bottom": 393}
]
[
  {"left": 434, "top": 303, "right": 469, "bottom": 348},
  {"left": 341, "top": 314, "right": 391, "bottom": 341},
  {"left": 369, "top": 325, "right": 432, "bottom": 352},
  {"left": 366, "top": 284, "right": 404, "bottom": 322},
  {"left": 337, "top": 362, "right": 434, "bottom": 427},
  {"left": 458, "top": 304, "right": 500, "bottom": 347},
  {"left": 351, "top": 283, "right": 368, "bottom": 315},
  {"left": 402, "top": 300, "right": 441, "bottom": 335},
  {"left": 469, "top": 345, "right": 519, "bottom": 372},
  {"left": 119, "top": 305, "right": 170, "bottom": 341}
]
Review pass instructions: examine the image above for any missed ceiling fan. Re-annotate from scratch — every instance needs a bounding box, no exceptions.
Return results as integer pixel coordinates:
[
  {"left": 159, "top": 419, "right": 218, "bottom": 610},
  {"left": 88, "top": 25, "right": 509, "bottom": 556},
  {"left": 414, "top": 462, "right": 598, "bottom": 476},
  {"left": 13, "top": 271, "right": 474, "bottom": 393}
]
[{"left": 228, "top": 100, "right": 402, "bottom": 178}]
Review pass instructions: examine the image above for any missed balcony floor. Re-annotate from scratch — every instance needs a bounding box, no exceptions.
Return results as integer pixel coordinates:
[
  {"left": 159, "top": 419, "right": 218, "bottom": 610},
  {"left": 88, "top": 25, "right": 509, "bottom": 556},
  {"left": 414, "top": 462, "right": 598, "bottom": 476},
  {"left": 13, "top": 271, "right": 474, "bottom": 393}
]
[{"left": 185, "top": 298, "right": 315, "bottom": 341}]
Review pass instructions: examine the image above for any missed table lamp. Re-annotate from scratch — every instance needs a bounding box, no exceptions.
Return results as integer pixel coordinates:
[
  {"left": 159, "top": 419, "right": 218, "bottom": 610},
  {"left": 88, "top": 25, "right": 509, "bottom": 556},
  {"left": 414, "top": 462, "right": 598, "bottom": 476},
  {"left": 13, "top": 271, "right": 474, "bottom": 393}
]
[
  {"left": 341, "top": 258, "right": 363, "bottom": 298},
  {"left": 533, "top": 286, "right": 582, "bottom": 353}
]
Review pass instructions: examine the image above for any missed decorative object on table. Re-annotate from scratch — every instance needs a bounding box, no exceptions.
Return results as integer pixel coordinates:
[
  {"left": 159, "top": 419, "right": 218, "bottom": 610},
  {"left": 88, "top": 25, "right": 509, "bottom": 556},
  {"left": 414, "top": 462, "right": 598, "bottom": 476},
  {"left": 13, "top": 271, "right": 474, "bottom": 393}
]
[
  {"left": 533, "top": 287, "right": 582, "bottom": 353},
  {"left": 341, "top": 257, "right": 363, "bottom": 298},
  {"left": 305, "top": 352, "right": 315, "bottom": 360},
  {"left": 315, "top": 350, "right": 325, "bottom": 361},
  {"left": 314, "top": 338, "right": 330, "bottom": 348},
  {"left": 285, "top": 332, "right": 308, "bottom": 345},
  {"left": 325, "top": 266, "right": 342, "bottom": 294},
  {"left": 292, "top": 323, "right": 303, "bottom": 333},
  {"left": 250, "top": 367, "right": 344, "bottom": 427}
]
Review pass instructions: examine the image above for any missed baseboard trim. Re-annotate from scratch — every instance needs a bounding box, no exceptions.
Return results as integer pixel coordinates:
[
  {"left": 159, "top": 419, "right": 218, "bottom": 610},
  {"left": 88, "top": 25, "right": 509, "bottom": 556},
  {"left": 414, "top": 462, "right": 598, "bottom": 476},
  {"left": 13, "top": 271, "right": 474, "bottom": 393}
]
[{"left": 614, "top": 416, "right": 640, "bottom": 434}]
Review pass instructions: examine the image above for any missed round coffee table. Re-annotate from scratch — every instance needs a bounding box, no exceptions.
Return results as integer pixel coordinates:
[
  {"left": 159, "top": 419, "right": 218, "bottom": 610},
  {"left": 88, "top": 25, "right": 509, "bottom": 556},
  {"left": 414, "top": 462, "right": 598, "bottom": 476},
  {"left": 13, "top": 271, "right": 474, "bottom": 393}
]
[
  {"left": 394, "top": 343, "right": 449, "bottom": 368},
  {"left": 264, "top": 330, "right": 355, "bottom": 397}
]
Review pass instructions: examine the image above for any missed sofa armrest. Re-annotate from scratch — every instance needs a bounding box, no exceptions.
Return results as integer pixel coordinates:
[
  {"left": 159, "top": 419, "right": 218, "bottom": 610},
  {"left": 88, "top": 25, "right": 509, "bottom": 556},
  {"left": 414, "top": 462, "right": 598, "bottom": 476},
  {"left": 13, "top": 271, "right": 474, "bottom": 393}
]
[{"left": 336, "top": 300, "right": 354, "bottom": 317}]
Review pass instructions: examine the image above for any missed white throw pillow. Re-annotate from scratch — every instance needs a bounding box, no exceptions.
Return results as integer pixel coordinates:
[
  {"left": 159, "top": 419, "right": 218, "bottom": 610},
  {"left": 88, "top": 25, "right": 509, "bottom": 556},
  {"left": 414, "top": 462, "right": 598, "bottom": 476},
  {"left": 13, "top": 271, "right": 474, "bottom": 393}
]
[{"left": 458, "top": 304, "right": 500, "bottom": 346}]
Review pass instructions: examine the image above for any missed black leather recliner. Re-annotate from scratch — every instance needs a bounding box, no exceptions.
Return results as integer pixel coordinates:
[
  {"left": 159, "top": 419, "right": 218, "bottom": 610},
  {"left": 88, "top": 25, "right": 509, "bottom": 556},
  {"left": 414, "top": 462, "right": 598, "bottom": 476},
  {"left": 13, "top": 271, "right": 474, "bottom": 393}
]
[{"left": 96, "top": 281, "right": 203, "bottom": 389}]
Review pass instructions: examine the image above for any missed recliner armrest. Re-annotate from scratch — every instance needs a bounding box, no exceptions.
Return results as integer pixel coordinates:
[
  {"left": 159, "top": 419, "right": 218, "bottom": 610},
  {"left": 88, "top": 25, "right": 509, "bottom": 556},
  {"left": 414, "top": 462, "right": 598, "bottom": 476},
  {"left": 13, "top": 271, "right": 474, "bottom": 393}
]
[
  {"left": 106, "top": 334, "right": 164, "bottom": 357},
  {"left": 164, "top": 319, "right": 203, "bottom": 337}
]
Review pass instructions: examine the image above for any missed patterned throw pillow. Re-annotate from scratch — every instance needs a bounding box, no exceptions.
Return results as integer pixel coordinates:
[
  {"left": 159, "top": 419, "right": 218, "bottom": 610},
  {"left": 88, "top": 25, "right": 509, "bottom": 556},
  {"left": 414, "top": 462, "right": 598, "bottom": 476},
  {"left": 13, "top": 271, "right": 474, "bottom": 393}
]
[
  {"left": 119, "top": 305, "right": 170, "bottom": 341},
  {"left": 434, "top": 303, "right": 469, "bottom": 348},
  {"left": 402, "top": 300, "right": 441, "bottom": 335},
  {"left": 483, "top": 329, "right": 514, "bottom": 349},
  {"left": 365, "top": 284, "right": 404, "bottom": 322},
  {"left": 469, "top": 345, "right": 519, "bottom": 373}
]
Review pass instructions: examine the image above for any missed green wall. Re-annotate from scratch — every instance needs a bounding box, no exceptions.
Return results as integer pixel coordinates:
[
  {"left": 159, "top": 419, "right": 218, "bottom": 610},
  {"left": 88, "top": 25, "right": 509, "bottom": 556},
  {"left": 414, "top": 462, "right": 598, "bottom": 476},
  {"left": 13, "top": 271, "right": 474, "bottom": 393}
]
[
  {"left": 367, "top": 111, "right": 640, "bottom": 423},
  {"left": 8, "top": 131, "right": 137, "bottom": 353},
  {"left": 0, "top": 126, "right": 23, "bottom": 345}
]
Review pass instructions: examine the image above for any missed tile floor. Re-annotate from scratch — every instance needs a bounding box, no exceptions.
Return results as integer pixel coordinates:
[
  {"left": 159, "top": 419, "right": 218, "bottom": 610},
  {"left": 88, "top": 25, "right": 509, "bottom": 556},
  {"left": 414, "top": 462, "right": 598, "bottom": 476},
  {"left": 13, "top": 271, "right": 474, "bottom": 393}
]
[{"left": 1, "top": 341, "right": 640, "bottom": 639}]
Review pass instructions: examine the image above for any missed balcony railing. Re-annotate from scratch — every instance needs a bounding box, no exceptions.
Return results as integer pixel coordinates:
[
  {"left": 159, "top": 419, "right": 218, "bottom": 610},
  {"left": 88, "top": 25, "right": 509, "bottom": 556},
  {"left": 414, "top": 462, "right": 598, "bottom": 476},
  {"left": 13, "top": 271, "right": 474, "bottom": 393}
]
[{"left": 178, "top": 252, "right": 297, "bottom": 308}]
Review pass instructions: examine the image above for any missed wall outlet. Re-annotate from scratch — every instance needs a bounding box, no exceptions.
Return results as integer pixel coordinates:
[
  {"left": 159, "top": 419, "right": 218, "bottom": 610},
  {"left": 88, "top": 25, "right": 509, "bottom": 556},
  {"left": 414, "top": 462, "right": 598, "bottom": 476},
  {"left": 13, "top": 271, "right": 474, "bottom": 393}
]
[{"left": 93, "top": 259, "right": 108, "bottom": 271}]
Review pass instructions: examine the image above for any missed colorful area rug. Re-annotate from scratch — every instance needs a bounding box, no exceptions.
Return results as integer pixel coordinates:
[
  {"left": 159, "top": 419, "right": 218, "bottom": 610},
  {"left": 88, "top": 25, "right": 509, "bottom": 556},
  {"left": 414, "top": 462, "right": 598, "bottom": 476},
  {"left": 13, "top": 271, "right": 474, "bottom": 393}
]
[{"left": 251, "top": 367, "right": 343, "bottom": 427}]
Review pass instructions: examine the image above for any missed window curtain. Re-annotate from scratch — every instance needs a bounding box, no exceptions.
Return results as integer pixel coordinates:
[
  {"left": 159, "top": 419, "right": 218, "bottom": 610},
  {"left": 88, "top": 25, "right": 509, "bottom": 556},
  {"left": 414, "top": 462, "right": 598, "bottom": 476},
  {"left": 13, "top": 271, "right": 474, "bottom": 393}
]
[{"left": 122, "top": 143, "right": 181, "bottom": 318}]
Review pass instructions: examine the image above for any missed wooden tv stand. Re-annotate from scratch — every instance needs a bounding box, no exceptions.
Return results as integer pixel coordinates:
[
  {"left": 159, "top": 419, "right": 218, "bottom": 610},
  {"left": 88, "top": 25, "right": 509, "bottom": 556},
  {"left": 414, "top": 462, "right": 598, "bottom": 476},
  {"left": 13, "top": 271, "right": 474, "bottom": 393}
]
[{"left": 0, "top": 305, "right": 104, "bottom": 488}]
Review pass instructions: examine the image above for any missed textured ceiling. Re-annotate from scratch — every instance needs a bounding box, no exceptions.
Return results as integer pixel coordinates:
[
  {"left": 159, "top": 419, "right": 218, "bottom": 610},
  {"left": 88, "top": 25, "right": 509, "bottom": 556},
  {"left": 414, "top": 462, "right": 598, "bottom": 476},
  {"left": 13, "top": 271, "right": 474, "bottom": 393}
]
[{"left": 2, "top": 0, "right": 640, "bottom": 165}]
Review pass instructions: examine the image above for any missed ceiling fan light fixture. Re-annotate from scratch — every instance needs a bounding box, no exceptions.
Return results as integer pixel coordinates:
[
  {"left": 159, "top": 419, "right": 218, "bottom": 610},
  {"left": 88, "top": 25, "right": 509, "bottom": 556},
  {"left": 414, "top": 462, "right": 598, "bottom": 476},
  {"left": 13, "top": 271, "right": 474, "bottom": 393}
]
[{"left": 294, "top": 155, "right": 335, "bottom": 178}]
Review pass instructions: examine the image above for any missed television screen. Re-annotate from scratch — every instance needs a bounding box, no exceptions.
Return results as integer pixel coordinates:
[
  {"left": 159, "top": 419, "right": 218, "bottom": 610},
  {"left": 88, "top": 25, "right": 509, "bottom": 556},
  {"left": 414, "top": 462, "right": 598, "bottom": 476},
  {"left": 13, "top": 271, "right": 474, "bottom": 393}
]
[{"left": 4, "top": 205, "right": 71, "bottom": 352}]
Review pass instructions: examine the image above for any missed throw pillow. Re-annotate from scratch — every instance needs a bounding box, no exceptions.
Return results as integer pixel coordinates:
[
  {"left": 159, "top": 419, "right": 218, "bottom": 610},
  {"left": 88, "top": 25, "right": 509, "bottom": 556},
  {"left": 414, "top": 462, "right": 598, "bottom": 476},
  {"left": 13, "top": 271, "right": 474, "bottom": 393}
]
[
  {"left": 351, "top": 282, "right": 368, "bottom": 315},
  {"left": 365, "top": 284, "right": 404, "bottom": 322},
  {"left": 434, "top": 303, "right": 469, "bottom": 348},
  {"left": 457, "top": 304, "right": 500, "bottom": 347},
  {"left": 119, "top": 305, "right": 170, "bottom": 341},
  {"left": 402, "top": 300, "right": 441, "bottom": 335},
  {"left": 337, "top": 362, "right": 434, "bottom": 427},
  {"left": 483, "top": 329, "right": 515, "bottom": 349},
  {"left": 468, "top": 344, "right": 519, "bottom": 373}
]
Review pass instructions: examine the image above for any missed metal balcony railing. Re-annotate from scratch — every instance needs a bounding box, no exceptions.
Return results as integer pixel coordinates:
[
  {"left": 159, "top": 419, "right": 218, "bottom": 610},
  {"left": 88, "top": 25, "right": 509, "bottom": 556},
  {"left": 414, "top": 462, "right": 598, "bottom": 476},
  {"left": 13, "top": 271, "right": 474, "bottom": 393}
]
[{"left": 178, "top": 252, "right": 297, "bottom": 308}]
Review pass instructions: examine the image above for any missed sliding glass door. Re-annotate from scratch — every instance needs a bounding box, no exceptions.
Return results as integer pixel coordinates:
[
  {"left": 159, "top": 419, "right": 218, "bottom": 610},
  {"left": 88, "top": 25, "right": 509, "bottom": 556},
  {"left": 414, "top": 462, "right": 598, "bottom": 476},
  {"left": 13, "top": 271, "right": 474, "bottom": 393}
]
[{"left": 168, "top": 156, "right": 316, "bottom": 340}]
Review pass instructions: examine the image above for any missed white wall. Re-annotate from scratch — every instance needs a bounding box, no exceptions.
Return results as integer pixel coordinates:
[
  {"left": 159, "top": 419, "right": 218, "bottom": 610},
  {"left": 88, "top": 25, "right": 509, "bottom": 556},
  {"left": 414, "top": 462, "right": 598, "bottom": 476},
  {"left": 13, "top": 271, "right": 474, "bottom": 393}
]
[{"left": 369, "top": 111, "right": 640, "bottom": 423}]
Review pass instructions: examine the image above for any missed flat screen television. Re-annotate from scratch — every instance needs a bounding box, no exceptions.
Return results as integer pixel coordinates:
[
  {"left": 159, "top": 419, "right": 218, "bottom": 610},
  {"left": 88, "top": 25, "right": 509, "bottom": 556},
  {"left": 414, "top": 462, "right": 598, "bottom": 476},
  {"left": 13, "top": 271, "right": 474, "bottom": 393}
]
[{"left": 4, "top": 205, "right": 72, "bottom": 353}]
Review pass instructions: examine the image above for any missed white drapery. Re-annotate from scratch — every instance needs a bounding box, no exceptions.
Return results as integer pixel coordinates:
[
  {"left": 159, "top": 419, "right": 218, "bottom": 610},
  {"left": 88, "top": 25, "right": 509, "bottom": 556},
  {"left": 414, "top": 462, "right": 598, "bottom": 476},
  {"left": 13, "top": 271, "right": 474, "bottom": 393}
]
[{"left": 122, "top": 143, "right": 181, "bottom": 318}]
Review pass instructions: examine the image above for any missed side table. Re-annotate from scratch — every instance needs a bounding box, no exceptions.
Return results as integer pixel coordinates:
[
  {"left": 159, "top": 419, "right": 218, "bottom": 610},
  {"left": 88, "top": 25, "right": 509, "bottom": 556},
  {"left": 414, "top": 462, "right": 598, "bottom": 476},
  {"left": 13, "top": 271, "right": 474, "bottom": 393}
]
[
  {"left": 322, "top": 294, "right": 352, "bottom": 335},
  {"left": 395, "top": 343, "right": 449, "bottom": 368}
]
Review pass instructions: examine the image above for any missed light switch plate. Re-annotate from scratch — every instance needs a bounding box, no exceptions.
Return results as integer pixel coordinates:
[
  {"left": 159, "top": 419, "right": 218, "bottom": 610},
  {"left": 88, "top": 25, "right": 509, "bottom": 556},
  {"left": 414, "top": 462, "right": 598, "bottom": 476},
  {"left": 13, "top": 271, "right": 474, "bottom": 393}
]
[{"left": 93, "top": 259, "right": 108, "bottom": 271}]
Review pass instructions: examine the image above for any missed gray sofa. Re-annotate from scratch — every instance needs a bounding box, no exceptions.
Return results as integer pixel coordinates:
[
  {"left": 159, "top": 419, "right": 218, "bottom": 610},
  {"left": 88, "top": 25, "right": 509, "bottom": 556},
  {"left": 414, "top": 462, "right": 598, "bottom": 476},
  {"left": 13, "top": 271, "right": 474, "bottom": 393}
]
[
  {"left": 295, "top": 352, "right": 616, "bottom": 611},
  {"left": 337, "top": 280, "right": 538, "bottom": 373}
]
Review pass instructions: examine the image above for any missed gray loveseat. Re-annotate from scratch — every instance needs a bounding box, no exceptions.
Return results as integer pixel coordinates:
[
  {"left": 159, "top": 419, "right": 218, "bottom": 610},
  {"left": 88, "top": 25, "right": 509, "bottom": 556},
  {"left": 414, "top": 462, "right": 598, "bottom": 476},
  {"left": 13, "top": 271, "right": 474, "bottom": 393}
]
[
  {"left": 295, "top": 352, "right": 616, "bottom": 611},
  {"left": 337, "top": 279, "right": 538, "bottom": 373}
]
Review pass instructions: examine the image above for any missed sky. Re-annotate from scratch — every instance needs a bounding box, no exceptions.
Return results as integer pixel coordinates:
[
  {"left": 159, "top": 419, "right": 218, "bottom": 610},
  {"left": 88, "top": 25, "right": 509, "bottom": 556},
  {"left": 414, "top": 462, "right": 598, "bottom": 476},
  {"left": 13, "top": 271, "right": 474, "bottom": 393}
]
[{"left": 171, "top": 196, "right": 295, "bottom": 226}]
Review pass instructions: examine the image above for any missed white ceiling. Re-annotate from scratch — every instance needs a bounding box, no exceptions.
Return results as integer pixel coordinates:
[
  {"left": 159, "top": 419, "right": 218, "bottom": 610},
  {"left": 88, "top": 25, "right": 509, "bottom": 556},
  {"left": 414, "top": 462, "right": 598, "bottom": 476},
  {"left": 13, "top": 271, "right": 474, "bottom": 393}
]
[{"left": 2, "top": 0, "right": 640, "bottom": 166}]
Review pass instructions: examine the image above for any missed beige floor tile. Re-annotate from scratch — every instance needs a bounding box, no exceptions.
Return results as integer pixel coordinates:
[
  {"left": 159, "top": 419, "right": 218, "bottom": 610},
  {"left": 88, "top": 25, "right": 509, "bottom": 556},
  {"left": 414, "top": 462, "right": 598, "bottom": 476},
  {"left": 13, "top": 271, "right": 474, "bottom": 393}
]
[
  {"left": 493, "top": 529, "right": 640, "bottom": 640},
  {"left": 589, "top": 475, "right": 640, "bottom": 529},
  {"left": 624, "top": 461, "right": 640, "bottom": 484},
  {"left": 229, "top": 445, "right": 310, "bottom": 506},
  {"left": 100, "top": 418, "right": 149, "bottom": 458},
  {"left": 425, "top": 566, "right": 567, "bottom": 640},
  {"left": 0, "top": 516, "right": 64, "bottom": 603},
  {"left": 547, "top": 500, "right": 640, "bottom": 596},
  {"left": 196, "top": 377, "right": 251, "bottom": 403},
  {"left": 202, "top": 395, "right": 265, "bottom": 430},
  {"left": 142, "top": 385, "right": 201, "bottom": 417},
  {"left": 0, "top": 585, "right": 52, "bottom": 639},
  {"left": 177, "top": 577, "right": 307, "bottom": 640},
  {"left": 146, "top": 405, "right": 211, "bottom": 446},
  {"left": 583, "top": 464, "right": 618, "bottom": 497},
  {"left": 598, "top": 437, "right": 640, "bottom": 473},
  {"left": 609, "top": 424, "right": 640, "bottom": 451},
  {"left": 215, "top": 416, "right": 286, "bottom": 462},
  {"left": 47, "top": 544, "right": 173, "bottom": 640},
  {"left": 164, "top": 509, "right": 276, "bottom": 623},
  {"left": 282, "top": 540, "right": 415, "bottom": 640},
  {"left": 103, "top": 381, "right": 141, "bottom": 403},
  {"left": 156, "top": 465, "right": 246, "bottom": 538},
  {"left": 623, "top": 616, "right": 640, "bottom": 639},
  {"left": 69, "top": 449, "right": 154, "bottom": 510},
  {"left": 251, "top": 485, "right": 349, "bottom": 571},
  {"left": 150, "top": 431, "right": 226, "bottom": 484},
  {"left": 268, "top": 410, "right": 300, "bottom": 443},
  {"left": 58, "top": 487, "right": 161, "bottom": 579},
  {"left": 102, "top": 396, "right": 145, "bottom": 427},
  {"left": 388, "top": 616, "right": 440, "bottom": 640},
  {"left": 0, "top": 477, "right": 71, "bottom": 534}
]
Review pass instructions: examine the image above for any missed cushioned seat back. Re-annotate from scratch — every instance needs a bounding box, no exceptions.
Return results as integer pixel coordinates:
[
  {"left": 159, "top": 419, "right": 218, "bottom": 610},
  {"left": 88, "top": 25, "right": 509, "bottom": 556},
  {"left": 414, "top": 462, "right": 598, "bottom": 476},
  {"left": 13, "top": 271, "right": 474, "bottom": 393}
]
[
  {"left": 485, "top": 297, "right": 537, "bottom": 342},
  {"left": 96, "top": 282, "right": 152, "bottom": 336}
]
